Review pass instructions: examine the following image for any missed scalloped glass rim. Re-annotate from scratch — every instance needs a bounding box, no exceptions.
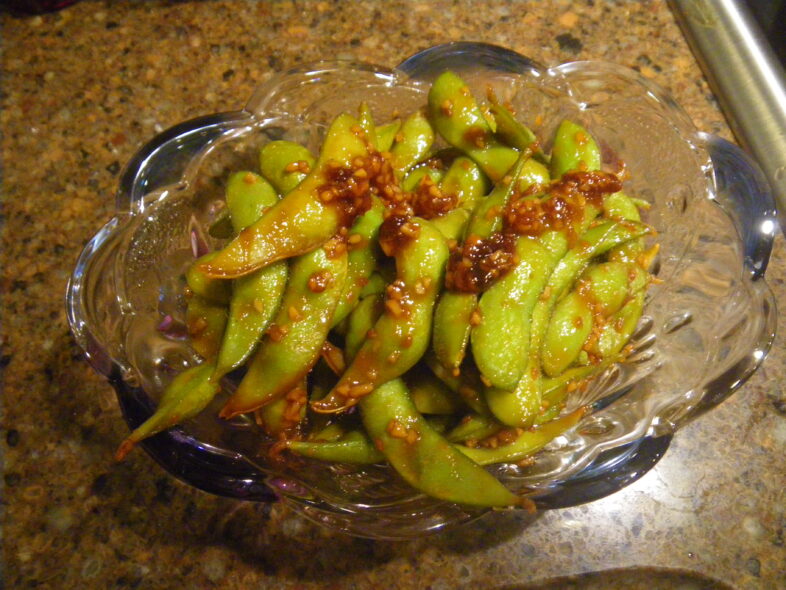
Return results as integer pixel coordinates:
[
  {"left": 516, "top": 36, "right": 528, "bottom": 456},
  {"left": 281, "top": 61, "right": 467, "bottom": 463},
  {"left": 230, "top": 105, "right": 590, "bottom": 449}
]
[{"left": 66, "top": 42, "right": 777, "bottom": 539}]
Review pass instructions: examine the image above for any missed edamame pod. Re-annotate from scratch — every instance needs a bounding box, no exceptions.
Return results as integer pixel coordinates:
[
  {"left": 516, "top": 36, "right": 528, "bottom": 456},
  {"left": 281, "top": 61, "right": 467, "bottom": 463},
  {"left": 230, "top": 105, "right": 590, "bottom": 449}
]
[
  {"left": 259, "top": 140, "right": 316, "bottom": 195},
  {"left": 486, "top": 220, "right": 651, "bottom": 427},
  {"left": 406, "top": 369, "right": 464, "bottom": 415},
  {"left": 427, "top": 71, "right": 519, "bottom": 181},
  {"left": 591, "top": 289, "right": 646, "bottom": 359},
  {"left": 488, "top": 102, "right": 544, "bottom": 162},
  {"left": 540, "top": 291, "right": 594, "bottom": 377},
  {"left": 359, "top": 379, "right": 524, "bottom": 507},
  {"left": 432, "top": 153, "right": 539, "bottom": 372},
  {"left": 550, "top": 119, "right": 602, "bottom": 178},
  {"left": 225, "top": 171, "right": 279, "bottom": 232},
  {"left": 213, "top": 262, "right": 288, "bottom": 379},
  {"left": 344, "top": 293, "right": 384, "bottom": 362},
  {"left": 446, "top": 413, "right": 503, "bottom": 443},
  {"left": 200, "top": 114, "right": 369, "bottom": 278},
  {"left": 375, "top": 119, "right": 402, "bottom": 152},
  {"left": 430, "top": 208, "right": 470, "bottom": 242},
  {"left": 402, "top": 166, "right": 445, "bottom": 193},
  {"left": 456, "top": 408, "right": 585, "bottom": 466},
  {"left": 285, "top": 430, "right": 384, "bottom": 464},
  {"left": 358, "top": 102, "right": 377, "bottom": 150},
  {"left": 255, "top": 383, "right": 308, "bottom": 438},
  {"left": 472, "top": 237, "right": 558, "bottom": 390},
  {"left": 219, "top": 245, "right": 349, "bottom": 418},
  {"left": 115, "top": 363, "right": 220, "bottom": 460},
  {"left": 186, "top": 252, "right": 231, "bottom": 305},
  {"left": 331, "top": 197, "right": 385, "bottom": 326},
  {"left": 185, "top": 295, "right": 227, "bottom": 359},
  {"left": 438, "top": 156, "right": 489, "bottom": 211},
  {"left": 312, "top": 217, "right": 449, "bottom": 413},
  {"left": 213, "top": 169, "right": 287, "bottom": 379},
  {"left": 390, "top": 109, "right": 435, "bottom": 175}
]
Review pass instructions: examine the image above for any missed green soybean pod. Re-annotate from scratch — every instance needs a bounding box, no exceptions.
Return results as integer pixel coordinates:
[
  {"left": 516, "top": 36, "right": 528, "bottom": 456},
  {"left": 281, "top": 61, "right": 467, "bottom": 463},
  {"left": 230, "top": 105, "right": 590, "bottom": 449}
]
[
  {"left": 430, "top": 208, "right": 470, "bottom": 242},
  {"left": 285, "top": 431, "right": 384, "bottom": 464},
  {"left": 456, "top": 408, "right": 585, "bottom": 466},
  {"left": 258, "top": 140, "right": 316, "bottom": 195},
  {"left": 359, "top": 378, "right": 524, "bottom": 507},
  {"left": 438, "top": 156, "right": 490, "bottom": 211},
  {"left": 427, "top": 71, "right": 519, "bottom": 182},
  {"left": 446, "top": 413, "right": 503, "bottom": 443},
  {"left": 213, "top": 261, "right": 288, "bottom": 379},
  {"left": 406, "top": 369, "right": 464, "bottom": 415},
  {"left": 485, "top": 220, "right": 651, "bottom": 427},
  {"left": 472, "top": 237, "right": 558, "bottom": 390},
  {"left": 185, "top": 295, "right": 227, "bottom": 360},
  {"left": 402, "top": 166, "right": 445, "bottom": 192},
  {"left": 591, "top": 289, "right": 647, "bottom": 359},
  {"left": 219, "top": 245, "right": 348, "bottom": 419},
  {"left": 312, "top": 217, "right": 449, "bottom": 413},
  {"left": 549, "top": 119, "right": 602, "bottom": 179},
  {"left": 488, "top": 102, "right": 545, "bottom": 163},
  {"left": 201, "top": 114, "right": 368, "bottom": 278},
  {"left": 186, "top": 252, "right": 231, "bottom": 305},
  {"left": 375, "top": 119, "right": 402, "bottom": 152},
  {"left": 358, "top": 101, "right": 377, "bottom": 149},
  {"left": 331, "top": 197, "right": 385, "bottom": 326},
  {"left": 390, "top": 109, "right": 435, "bottom": 175},
  {"left": 225, "top": 171, "right": 279, "bottom": 232},
  {"left": 540, "top": 291, "right": 594, "bottom": 378},
  {"left": 212, "top": 170, "right": 287, "bottom": 380},
  {"left": 344, "top": 293, "right": 384, "bottom": 362},
  {"left": 115, "top": 362, "right": 221, "bottom": 460}
]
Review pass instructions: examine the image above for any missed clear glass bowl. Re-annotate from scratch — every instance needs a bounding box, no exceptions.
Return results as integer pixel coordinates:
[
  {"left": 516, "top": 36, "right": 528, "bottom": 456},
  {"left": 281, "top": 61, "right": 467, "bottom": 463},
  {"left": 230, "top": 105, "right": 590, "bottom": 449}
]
[{"left": 66, "top": 42, "right": 778, "bottom": 539}]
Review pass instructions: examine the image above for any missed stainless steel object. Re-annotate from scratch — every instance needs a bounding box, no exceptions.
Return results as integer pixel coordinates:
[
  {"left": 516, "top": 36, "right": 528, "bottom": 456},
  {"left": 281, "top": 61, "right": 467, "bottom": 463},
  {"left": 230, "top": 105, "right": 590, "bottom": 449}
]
[{"left": 670, "top": 0, "right": 786, "bottom": 232}]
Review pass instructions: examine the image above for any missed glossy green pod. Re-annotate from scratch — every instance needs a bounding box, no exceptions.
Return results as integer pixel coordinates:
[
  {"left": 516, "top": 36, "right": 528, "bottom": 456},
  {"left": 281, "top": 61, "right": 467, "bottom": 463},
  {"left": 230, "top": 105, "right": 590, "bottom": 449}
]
[
  {"left": 402, "top": 165, "right": 445, "bottom": 193},
  {"left": 488, "top": 102, "right": 545, "bottom": 163},
  {"left": 258, "top": 140, "right": 316, "bottom": 195},
  {"left": 485, "top": 220, "right": 651, "bottom": 427},
  {"left": 344, "top": 293, "right": 384, "bottom": 362},
  {"left": 219, "top": 245, "right": 348, "bottom": 418},
  {"left": 358, "top": 102, "right": 377, "bottom": 150},
  {"left": 285, "top": 430, "right": 384, "bottom": 464},
  {"left": 456, "top": 409, "right": 584, "bottom": 465},
  {"left": 550, "top": 119, "right": 602, "bottom": 178},
  {"left": 186, "top": 252, "right": 231, "bottom": 305},
  {"left": 427, "top": 71, "right": 519, "bottom": 181},
  {"left": 446, "top": 413, "right": 503, "bottom": 443},
  {"left": 375, "top": 119, "right": 402, "bottom": 152},
  {"left": 225, "top": 171, "right": 279, "bottom": 232},
  {"left": 359, "top": 379, "right": 523, "bottom": 507},
  {"left": 185, "top": 295, "right": 227, "bottom": 359},
  {"left": 312, "top": 217, "right": 449, "bottom": 413},
  {"left": 540, "top": 291, "right": 594, "bottom": 378},
  {"left": 331, "top": 197, "right": 385, "bottom": 326},
  {"left": 212, "top": 168, "right": 287, "bottom": 379},
  {"left": 201, "top": 114, "right": 368, "bottom": 278},
  {"left": 213, "top": 261, "right": 288, "bottom": 379},
  {"left": 406, "top": 369, "right": 464, "bottom": 415},
  {"left": 472, "top": 237, "right": 559, "bottom": 390},
  {"left": 438, "top": 156, "right": 489, "bottom": 211},
  {"left": 115, "top": 363, "right": 220, "bottom": 460},
  {"left": 390, "top": 109, "right": 435, "bottom": 174}
]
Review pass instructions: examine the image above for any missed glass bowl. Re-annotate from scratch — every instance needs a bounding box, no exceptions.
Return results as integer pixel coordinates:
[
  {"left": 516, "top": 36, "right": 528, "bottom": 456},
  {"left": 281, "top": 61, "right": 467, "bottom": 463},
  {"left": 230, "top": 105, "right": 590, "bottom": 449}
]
[{"left": 66, "top": 42, "right": 778, "bottom": 539}]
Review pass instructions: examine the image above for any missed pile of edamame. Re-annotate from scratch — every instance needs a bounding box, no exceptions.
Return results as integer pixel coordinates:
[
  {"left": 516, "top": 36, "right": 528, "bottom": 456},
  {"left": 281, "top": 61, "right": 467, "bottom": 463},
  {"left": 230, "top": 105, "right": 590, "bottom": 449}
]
[{"left": 115, "top": 71, "right": 656, "bottom": 509}]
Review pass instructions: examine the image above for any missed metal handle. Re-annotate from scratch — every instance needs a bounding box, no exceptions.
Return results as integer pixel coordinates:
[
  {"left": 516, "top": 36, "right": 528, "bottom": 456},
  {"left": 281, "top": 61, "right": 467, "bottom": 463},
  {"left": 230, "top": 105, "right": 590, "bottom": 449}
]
[{"left": 669, "top": 0, "right": 786, "bottom": 233}]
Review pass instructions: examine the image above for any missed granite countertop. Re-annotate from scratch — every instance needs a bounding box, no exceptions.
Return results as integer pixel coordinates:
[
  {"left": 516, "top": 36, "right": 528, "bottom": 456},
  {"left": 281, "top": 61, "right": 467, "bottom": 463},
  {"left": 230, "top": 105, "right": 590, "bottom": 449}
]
[{"left": 1, "top": 1, "right": 784, "bottom": 588}]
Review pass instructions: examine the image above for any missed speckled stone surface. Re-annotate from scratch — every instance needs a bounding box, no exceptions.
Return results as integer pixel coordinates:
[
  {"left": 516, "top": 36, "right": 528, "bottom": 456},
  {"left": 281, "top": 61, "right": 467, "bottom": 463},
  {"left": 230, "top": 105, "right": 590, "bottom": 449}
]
[{"left": 1, "top": 1, "right": 784, "bottom": 588}]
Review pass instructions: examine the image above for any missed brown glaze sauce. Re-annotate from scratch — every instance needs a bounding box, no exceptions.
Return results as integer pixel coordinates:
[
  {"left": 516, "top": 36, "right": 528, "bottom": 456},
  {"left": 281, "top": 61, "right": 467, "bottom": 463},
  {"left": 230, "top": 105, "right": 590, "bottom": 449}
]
[
  {"left": 445, "top": 232, "right": 518, "bottom": 293},
  {"left": 504, "top": 170, "right": 621, "bottom": 238}
]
